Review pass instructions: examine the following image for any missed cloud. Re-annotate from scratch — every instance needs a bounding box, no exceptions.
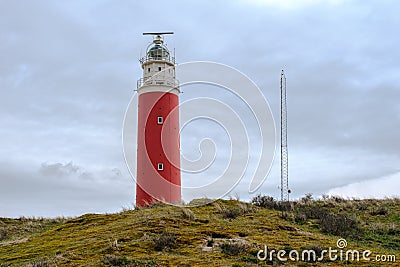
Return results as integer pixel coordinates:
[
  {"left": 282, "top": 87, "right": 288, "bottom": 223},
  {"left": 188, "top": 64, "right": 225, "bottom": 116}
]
[
  {"left": 0, "top": 161, "right": 133, "bottom": 218},
  {"left": 327, "top": 172, "right": 400, "bottom": 198},
  {"left": 39, "top": 161, "right": 125, "bottom": 182},
  {"left": 0, "top": 0, "right": 399, "bottom": 216},
  {"left": 39, "top": 162, "right": 80, "bottom": 177}
]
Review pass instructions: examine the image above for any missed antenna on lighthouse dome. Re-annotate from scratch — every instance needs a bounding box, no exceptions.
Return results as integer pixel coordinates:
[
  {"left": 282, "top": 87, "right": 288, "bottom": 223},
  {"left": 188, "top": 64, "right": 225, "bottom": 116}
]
[
  {"left": 143, "top": 32, "right": 174, "bottom": 35},
  {"left": 143, "top": 32, "right": 174, "bottom": 44}
]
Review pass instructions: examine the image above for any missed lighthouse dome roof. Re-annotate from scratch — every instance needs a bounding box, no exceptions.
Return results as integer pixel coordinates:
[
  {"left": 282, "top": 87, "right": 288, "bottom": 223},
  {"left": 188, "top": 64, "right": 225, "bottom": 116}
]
[{"left": 147, "top": 43, "right": 170, "bottom": 61}]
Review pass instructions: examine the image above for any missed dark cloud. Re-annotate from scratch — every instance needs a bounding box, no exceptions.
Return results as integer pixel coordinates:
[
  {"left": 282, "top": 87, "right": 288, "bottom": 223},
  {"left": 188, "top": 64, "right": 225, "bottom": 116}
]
[
  {"left": 40, "top": 162, "right": 80, "bottom": 177},
  {"left": 0, "top": 160, "right": 132, "bottom": 217}
]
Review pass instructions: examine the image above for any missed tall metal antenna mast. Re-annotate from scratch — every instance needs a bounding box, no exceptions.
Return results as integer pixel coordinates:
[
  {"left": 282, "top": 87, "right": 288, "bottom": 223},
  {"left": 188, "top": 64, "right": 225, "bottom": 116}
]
[{"left": 280, "top": 70, "right": 290, "bottom": 202}]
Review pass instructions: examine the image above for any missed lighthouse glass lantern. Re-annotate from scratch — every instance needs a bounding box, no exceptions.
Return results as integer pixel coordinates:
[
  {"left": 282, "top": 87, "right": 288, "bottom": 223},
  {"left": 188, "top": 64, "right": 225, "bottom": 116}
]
[{"left": 136, "top": 33, "right": 181, "bottom": 207}]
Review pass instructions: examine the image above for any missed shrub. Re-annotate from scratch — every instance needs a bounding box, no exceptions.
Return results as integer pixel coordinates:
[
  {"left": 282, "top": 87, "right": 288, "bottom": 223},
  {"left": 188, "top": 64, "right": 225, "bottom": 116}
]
[
  {"left": 251, "top": 195, "right": 277, "bottom": 209},
  {"left": 279, "top": 210, "right": 294, "bottom": 221},
  {"left": 300, "top": 193, "right": 313, "bottom": 203},
  {"left": 102, "top": 255, "right": 130, "bottom": 266},
  {"left": 321, "top": 194, "right": 329, "bottom": 201},
  {"left": 319, "top": 213, "right": 358, "bottom": 237},
  {"left": 221, "top": 208, "right": 241, "bottom": 219},
  {"left": 289, "top": 203, "right": 359, "bottom": 237},
  {"left": 310, "top": 206, "right": 329, "bottom": 219},
  {"left": 370, "top": 206, "right": 388, "bottom": 216},
  {"left": 276, "top": 201, "right": 293, "bottom": 212},
  {"left": 214, "top": 202, "right": 246, "bottom": 219},
  {"left": 386, "top": 224, "right": 400, "bottom": 236},
  {"left": 0, "top": 228, "right": 6, "bottom": 241},
  {"left": 241, "top": 255, "right": 258, "bottom": 263},
  {"left": 180, "top": 208, "right": 196, "bottom": 221},
  {"left": 152, "top": 232, "right": 177, "bottom": 251},
  {"left": 293, "top": 205, "right": 328, "bottom": 221},
  {"left": 370, "top": 222, "right": 399, "bottom": 236},
  {"left": 330, "top": 195, "right": 346, "bottom": 203},
  {"left": 294, "top": 212, "right": 307, "bottom": 224},
  {"left": 220, "top": 242, "right": 246, "bottom": 255},
  {"left": 354, "top": 201, "right": 369, "bottom": 211}
]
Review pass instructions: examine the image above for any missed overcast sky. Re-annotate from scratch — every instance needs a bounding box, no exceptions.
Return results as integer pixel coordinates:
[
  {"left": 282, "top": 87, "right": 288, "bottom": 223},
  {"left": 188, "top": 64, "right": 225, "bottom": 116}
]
[{"left": 0, "top": 0, "right": 399, "bottom": 217}]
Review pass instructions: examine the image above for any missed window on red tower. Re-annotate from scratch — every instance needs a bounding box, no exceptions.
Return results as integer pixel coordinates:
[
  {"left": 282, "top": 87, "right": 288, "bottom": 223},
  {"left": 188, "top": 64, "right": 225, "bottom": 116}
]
[
  {"left": 157, "top": 163, "right": 163, "bottom": 171},
  {"left": 157, "top": 116, "right": 163, "bottom": 124}
]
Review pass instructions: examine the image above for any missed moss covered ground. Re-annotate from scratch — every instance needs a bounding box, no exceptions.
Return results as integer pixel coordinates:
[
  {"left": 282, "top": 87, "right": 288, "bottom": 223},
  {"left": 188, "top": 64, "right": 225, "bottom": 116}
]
[{"left": 0, "top": 198, "right": 398, "bottom": 266}]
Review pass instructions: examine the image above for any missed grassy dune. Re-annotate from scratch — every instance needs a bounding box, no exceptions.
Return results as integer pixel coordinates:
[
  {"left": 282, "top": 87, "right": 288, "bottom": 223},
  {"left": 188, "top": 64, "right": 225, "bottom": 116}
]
[{"left": 0, "top": 197, "right": 398, "bottom": 266}]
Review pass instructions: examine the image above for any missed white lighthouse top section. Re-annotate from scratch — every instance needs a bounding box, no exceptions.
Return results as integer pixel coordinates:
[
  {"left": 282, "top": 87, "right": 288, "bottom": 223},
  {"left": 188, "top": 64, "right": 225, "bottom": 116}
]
[
  {"left": 139, "top": 35, "right": 175, "bottom": 66},
  {"left": 137, "top": 33, "right": 179, "bottom": 95}
]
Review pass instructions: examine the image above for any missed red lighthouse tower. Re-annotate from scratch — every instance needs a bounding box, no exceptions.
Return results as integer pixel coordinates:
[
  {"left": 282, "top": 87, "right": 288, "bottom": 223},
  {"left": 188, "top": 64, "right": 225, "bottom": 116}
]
[{"left": 136, "top": 33, "right": 181, "bottom": 206}]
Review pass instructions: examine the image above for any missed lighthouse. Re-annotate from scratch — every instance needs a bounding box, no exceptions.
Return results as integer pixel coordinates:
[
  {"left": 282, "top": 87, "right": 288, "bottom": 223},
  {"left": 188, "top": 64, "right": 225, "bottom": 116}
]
[{"left": 136, "top": 32, "right": 181, "bottom": 206}]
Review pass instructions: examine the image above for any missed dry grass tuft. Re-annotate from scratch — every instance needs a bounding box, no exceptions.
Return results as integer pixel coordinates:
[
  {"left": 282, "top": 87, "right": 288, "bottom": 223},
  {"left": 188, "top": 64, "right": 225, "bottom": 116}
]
[
  {"left": 180, "top": 208, "right": 196, "bottom": 221},
  {"left": 152, "top": 231, "right": 177, "bottom": 251},
  {"left": 220, "top": 241, "right": 247, "bottom": 255}
]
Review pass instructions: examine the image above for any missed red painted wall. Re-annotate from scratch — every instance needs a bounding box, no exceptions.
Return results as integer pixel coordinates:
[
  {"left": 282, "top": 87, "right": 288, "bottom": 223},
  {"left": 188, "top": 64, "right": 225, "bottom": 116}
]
[{"left": 136, "top": 91, "right": 181, "bottom": 206}]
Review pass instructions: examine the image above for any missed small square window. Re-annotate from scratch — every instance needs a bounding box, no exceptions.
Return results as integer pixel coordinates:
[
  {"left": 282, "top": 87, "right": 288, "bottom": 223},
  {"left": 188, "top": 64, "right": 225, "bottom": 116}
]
[
  {"left": 157, "top": 116, "right": 163, "bottom": 124},
  {"left": 158, "top": 67, "right": 162, "bottom": 71},
  {"left": 157, "top": 163, "right": 163, "bottom": 171}
]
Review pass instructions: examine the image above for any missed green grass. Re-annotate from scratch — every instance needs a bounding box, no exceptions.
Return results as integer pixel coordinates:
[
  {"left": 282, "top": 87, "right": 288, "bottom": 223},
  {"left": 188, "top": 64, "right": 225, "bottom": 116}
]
[{"left": 0, "top": 198, "right": 398, "bottom": 266}]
